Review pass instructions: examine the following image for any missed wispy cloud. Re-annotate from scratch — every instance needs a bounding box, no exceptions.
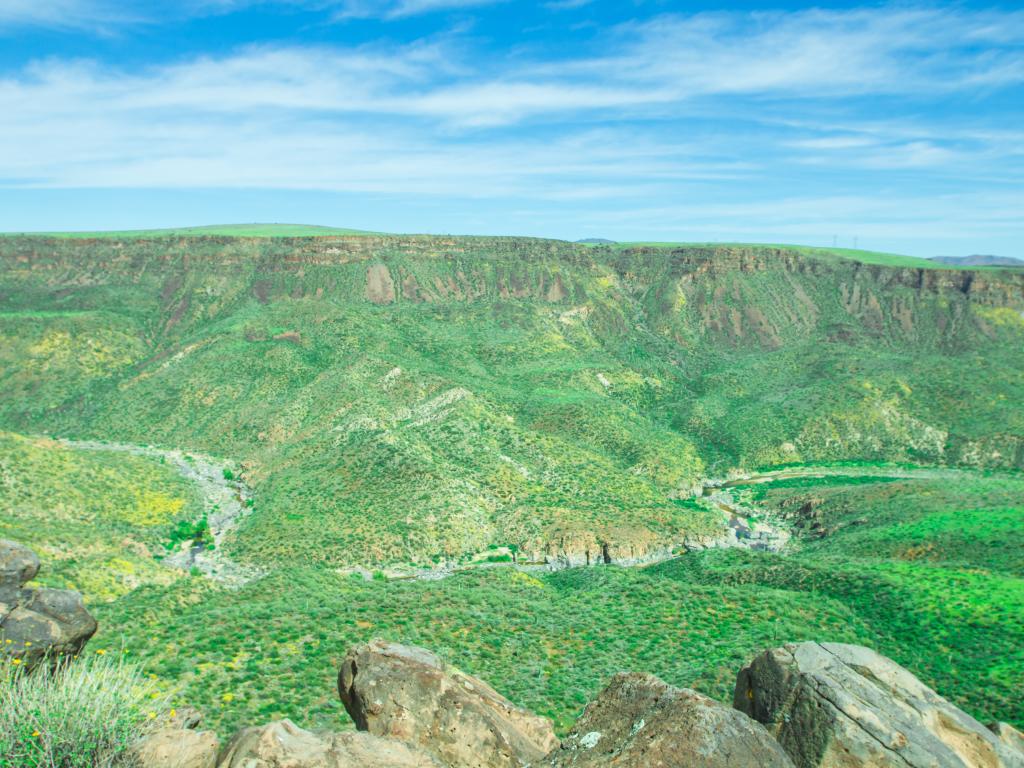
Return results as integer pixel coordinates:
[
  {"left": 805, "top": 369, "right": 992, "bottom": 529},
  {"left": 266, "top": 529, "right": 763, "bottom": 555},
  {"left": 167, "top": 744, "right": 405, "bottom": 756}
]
[
  {"left": 334, "top": 0, "right": 506, "bottom": 20},
  {"left": 0, "top": 0, "right": 144, "bottom": 29},
  {"left": 0, "top": 5, "right": 1021, "bottom": 253}
]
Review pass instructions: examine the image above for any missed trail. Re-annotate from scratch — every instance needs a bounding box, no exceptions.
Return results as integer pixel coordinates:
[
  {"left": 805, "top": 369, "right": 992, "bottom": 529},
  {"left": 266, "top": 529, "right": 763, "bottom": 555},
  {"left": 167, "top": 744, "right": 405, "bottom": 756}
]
[{"left": 56, "top": 438, "right": 262, "bottom": 588}]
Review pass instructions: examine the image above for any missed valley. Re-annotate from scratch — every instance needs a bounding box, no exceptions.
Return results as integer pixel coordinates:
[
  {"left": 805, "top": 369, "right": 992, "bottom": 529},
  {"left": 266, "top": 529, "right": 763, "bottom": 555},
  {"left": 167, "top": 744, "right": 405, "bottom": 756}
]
[{"left": 1, "top": 231, "right": 1021, "bottom": 742}]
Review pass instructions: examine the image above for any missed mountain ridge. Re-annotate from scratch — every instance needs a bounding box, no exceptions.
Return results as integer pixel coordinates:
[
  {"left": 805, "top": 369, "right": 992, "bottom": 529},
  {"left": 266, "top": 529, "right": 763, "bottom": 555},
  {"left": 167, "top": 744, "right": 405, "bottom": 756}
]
[{"left": 2, "top": 234, "right": 1022, "bottom": 573}]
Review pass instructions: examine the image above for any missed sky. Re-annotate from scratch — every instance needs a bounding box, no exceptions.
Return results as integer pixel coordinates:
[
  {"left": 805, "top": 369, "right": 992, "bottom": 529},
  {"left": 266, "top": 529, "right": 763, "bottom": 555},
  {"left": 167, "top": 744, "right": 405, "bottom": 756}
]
[{"left": 0, "top": 1, "right": 1022, "bottom": 256}]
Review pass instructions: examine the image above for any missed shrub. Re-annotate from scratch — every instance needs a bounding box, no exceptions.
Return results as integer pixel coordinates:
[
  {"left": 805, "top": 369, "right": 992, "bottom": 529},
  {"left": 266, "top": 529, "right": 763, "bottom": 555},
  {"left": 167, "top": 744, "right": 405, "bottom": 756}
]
[{"left": 0, "top": 656, "right": 166, "bottom": 768}]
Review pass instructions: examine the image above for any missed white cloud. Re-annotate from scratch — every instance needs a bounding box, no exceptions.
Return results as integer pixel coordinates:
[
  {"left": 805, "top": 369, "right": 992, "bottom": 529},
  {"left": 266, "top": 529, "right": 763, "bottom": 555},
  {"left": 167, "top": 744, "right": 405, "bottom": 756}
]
[
  {"left": 0, "top": 4, "right": 1020, "bottom": 230},
  {"left": 544, "top": 0, "right": 593, "bottom": 10},
  {"left": 0, "top": 0, "right": 142, "bottom": 29},
  {"left": 332, "top": 0, "right": 505, "bottom": 20}
]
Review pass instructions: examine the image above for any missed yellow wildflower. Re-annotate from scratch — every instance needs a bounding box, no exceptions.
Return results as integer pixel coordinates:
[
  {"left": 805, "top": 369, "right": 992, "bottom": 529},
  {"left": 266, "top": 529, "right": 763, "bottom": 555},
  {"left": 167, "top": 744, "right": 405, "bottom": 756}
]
[
  {"left": 221, "top": 693, "right": 235, "bottom": 703},
  {"left": 32, "top": 730, "right": 40, "bottom": 738},
  {"left": 96, "top": 649, "right": 107, "bottom": 655},
  {"left": 11, "top": 658, "right": 20, "bottom": 666}
]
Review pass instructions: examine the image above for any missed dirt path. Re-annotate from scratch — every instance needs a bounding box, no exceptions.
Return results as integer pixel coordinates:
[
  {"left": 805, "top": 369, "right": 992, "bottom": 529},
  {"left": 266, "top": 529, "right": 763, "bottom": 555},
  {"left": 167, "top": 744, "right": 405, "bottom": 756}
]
[{"left": 56, "top": 438, "right": 262, "bottom": 588}]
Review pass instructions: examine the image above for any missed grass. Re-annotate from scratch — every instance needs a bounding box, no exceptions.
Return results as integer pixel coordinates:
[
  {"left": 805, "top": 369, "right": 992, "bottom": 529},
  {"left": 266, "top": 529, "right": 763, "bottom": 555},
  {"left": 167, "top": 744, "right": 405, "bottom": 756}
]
[
  {"left": 0, "top": 431, "right": 202, "bottom": 600},
  {"left": 94, "top": 562, "right": 877, "bottom": 736},
  {"left": 665, "top": 472, "right": 1024, "bottom": 723},
  {"left": 0, "top": 656, "right": 166, "bottom": 768}
]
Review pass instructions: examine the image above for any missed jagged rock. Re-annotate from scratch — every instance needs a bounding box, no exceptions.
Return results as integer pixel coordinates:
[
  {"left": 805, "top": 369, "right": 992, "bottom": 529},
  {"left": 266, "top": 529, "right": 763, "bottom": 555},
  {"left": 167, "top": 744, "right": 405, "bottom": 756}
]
[
  {"left": 735, "top": 642, "right": 1024, "bottom": 768},
  {"left": 130, "top": 727, "right": 219, "bottom": 768},
  {"left": 218, "top": 719, "right": 441, "bottom": 768},
  {"left": 0, "top": 540, "right": 97, "bottom": 669},
  {"left": 338, "top": 640, "right": 558, "bottom": 768},
  {"left": 540, "top": 672, "right": 794, "bottom": 767}
]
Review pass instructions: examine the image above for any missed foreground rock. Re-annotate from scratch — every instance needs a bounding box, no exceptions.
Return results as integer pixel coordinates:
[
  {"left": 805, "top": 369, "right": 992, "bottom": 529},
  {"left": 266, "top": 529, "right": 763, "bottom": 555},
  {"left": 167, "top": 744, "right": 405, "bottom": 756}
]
[
  {"left": 0, "top": 539, "right": 97, "bottom": 669},
  {"left": 132, "top": 729, "right": 219, "bottom": 768},
  {"left": 541, "top": 672, "right": 794, "bottom": 767},
  {"left": 218, "top": 719, "right": 441, "bottom": 768},
  {"left": 735, "top": 642, "right": 1024, "bottom": 768},
  {"left": 129, "top": 706, "right": 219, "bottom": 768},
  {"left": 338, "top": 640, "right": 558, "bottom": 768}
]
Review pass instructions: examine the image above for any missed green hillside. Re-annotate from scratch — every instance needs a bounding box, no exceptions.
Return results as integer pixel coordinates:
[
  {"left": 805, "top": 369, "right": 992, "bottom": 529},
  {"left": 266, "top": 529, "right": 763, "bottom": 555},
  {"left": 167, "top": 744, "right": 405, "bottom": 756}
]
[
  {"left": 89, "top": 468, "right": 1024, "bottom": 734},
  {"left": 0, "top": 431, "right": 202, "bottom": 600},
  {"left": 1, "top": 234, "right": 1022, "bottom": 569},
  {"left": 1, "top": 231, "right": 1022, "bottom": 735}
]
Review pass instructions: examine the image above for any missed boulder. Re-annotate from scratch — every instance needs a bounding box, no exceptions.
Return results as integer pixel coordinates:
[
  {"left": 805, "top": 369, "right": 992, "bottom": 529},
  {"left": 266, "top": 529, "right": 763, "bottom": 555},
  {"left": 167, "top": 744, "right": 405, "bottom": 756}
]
[
  {"left": 540, "top": 672, "right": 794, "bottom": 767},
  {"left": 734, "top": 642, "right": 1024, "bottom": 768},
  {"left": 338, "top": 640, "right": 558, "bottom": 768},
  {"left": 218, "top": 719, "right": 441, "bottom": 768},
  {"left": 0, "top": 540, "right": 97, "bottom": 669},
  {"left": 0, "top": 539, "right": 40, "bottom": 592},
  {"left": 130, "top": 728, "right": 220, "bottom": 768}
]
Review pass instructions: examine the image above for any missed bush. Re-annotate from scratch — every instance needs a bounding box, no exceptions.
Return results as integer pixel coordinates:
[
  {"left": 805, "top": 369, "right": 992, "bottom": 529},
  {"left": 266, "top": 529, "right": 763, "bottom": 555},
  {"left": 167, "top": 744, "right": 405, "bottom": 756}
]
[{"left": 0, "top": 656, "right": 166, "bottom": 768}]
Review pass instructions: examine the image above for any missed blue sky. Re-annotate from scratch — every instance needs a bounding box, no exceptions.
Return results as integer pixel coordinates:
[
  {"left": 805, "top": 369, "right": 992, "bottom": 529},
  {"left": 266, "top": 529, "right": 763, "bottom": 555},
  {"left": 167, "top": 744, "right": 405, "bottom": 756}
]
[{"left": 0, "top": 1, "right": 1021, "bottom": 256}]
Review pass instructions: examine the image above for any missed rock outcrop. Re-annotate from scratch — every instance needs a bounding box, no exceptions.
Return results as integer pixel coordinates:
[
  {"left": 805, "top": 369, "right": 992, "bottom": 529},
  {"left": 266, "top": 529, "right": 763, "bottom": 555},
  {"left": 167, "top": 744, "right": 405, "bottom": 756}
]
[
  {"left": 734, "top": 642, "right": 1024, "bottom": 768},
  {"left": 218, "top": 719, "right": 441, "bottom": 768},
  {"left": 0, "top": 539, "right": 97, "bottom": 669},
  {"left": 131, "top": 728, "right": 220, "bottom": 768},
  {"left": 129, "top": 706, "right": 219, "bottom": 768},
  {"left": 541, "top": 671, "right": 794, "bottom": 767},
  {"left": 338, "top": 640, "right": 558, "bottom": 768}
]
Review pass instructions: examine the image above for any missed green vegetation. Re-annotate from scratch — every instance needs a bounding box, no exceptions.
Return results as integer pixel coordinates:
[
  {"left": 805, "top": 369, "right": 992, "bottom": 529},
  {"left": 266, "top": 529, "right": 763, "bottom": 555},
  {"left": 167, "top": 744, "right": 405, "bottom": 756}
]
[
  {"left": 0, "top": 232, "right": 1021, "bottom": 739},
  {"left": 0, "top": 235, "right": 1020, "bottom": 569},
  {"left": 90, "top": 470, "right": 1023, "bottom": 735},
  {"left": 0, "top": 431, "right": 201, "bottom": 600},
  {"left": 94, "top": 560, "right": 876, "bottom": 735},
  {"left": 0, "top": 656, "right": 165, "bottom": 768},
  {"left": 609, "top": 241, "right": 946, "bottom": 268},
  {"left": 663, "top": 472, "right": 1024, "bottom": 725}
]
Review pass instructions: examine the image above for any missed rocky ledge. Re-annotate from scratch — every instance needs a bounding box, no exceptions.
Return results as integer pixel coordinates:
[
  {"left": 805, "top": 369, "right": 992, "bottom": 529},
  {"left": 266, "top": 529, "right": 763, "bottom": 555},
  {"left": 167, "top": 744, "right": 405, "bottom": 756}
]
[{"left": 132, "top": 636, "right": 1024, "bottom": 768}]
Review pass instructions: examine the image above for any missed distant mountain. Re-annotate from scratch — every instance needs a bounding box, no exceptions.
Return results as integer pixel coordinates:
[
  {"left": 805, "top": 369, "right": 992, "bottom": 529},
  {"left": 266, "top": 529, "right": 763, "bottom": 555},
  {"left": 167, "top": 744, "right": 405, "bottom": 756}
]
[
  {"left": 576, "top": 238, "right": 617, "bottom": 244},
  {"left": 931, "top": 254, "right": 1024, "bottom": 267}
]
